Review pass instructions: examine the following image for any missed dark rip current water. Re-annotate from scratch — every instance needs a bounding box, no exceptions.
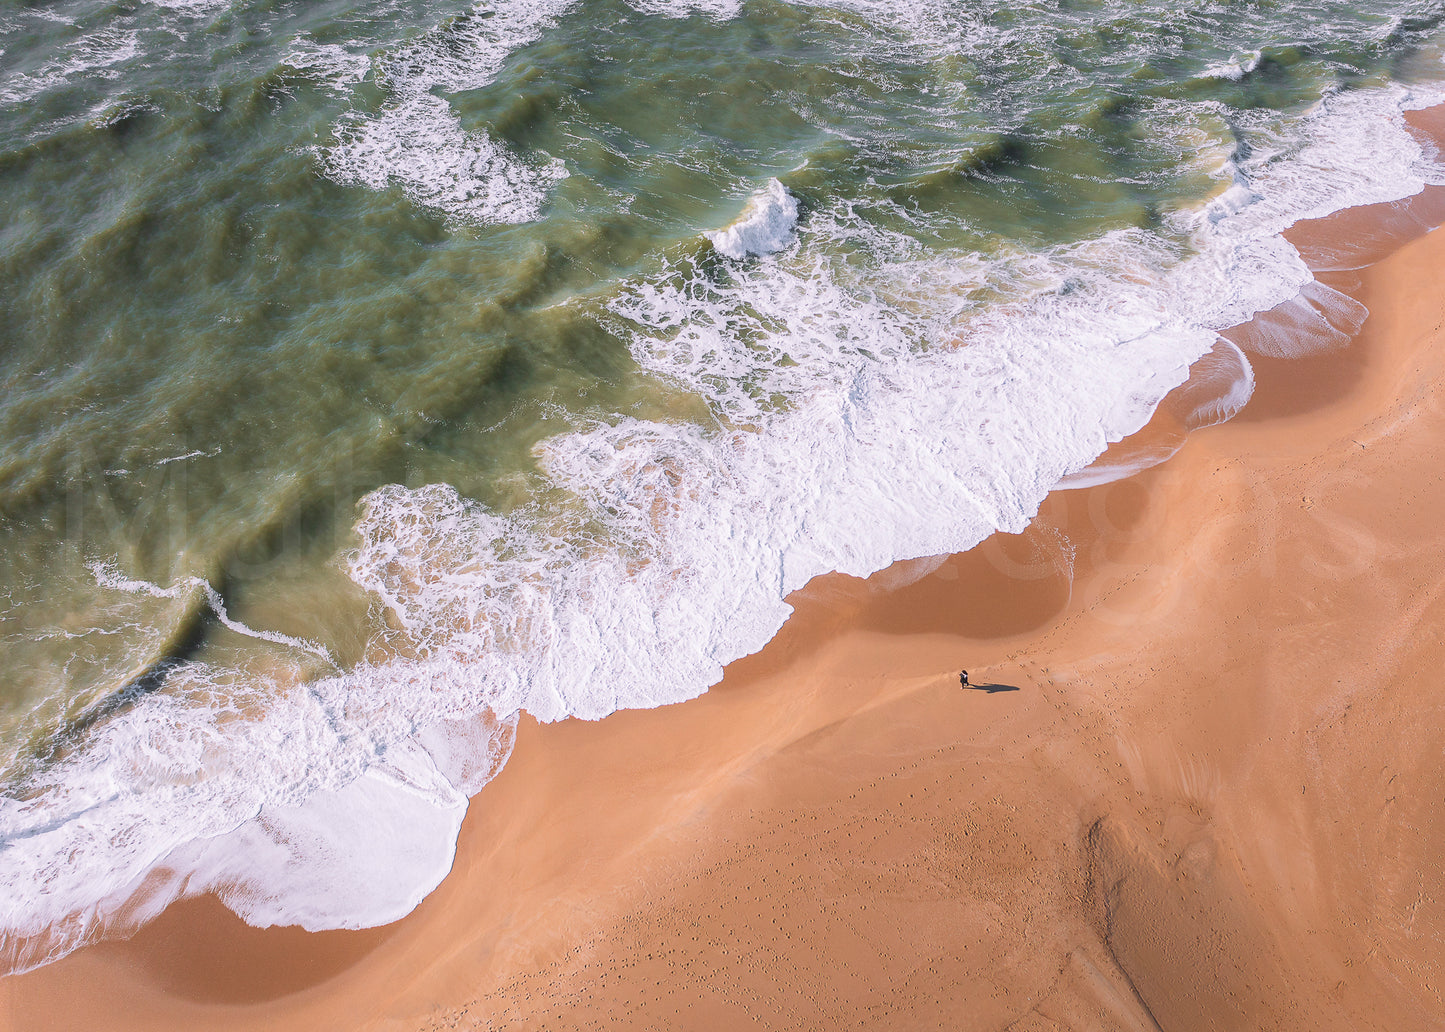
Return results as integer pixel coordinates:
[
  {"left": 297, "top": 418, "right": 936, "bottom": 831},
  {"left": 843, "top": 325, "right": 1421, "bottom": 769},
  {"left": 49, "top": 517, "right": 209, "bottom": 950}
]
[{"left": 1, "top": 0, "right": 1443, "bottom": 972}]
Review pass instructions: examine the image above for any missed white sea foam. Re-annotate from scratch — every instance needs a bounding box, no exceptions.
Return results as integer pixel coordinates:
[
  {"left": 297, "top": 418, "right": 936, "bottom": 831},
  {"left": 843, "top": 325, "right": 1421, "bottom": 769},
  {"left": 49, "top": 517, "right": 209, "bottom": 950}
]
[
  {"left": 1203, "top": 51, "right": 1262, "bottom": 81},
  {"left": 144, "top": 0, "right": 233, "bottom": 11},
  {"left": 1058, "top": 336, "right": 1256, "bottom": 490},
  {"left": 626, "top": 0, "right": 743, "bottom": 18},
  {"left": 88, "top": 563, "right": 336, "bottom": 665},
  {"left": 0, "top": 28, "right": 139, "bottom": 108},
  {"left": 4, "top": 78, "right": 1445, "bottom": 973},
  {"left": 316, "top": 0, "right": 573, "bottom": 224},
  {"left": 153, "top": 447, "right": 221, "bottom": 467},
  {"left": 706, "top": 180, "right": 800, "bottom": 259},
  {"left": 280, "top": 39, "right": 373, "bottom": 94},
  {"left": 0, "top": 631, "right": 517, "bottom": 973},
  {"left": 324, "top": 92, "right": 568, "bottom": 225},
  {"left": 791, "top": 0, "right": 991, "bottom": 59}
]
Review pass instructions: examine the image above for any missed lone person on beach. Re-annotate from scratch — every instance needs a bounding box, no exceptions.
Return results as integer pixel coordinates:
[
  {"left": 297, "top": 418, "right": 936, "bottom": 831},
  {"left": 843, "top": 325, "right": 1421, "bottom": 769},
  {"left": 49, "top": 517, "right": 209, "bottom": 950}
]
[{"left": 959, "top": 669, "right": 970, "bottom": 688}]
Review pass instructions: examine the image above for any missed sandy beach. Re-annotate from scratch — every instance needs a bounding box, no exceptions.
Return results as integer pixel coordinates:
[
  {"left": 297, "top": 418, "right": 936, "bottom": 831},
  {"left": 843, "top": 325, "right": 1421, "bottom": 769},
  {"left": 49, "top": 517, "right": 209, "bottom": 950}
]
[{"left": 6, "top": 169, "right": 1445, "bottom": 1029}]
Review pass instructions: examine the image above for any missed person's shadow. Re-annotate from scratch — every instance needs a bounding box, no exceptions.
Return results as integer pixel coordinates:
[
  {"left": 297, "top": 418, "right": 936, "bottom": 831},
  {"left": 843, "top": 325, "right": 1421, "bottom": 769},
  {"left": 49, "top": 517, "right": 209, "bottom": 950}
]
[{"left": 963, "top": 682, "right": 1019, "bottom": 694}]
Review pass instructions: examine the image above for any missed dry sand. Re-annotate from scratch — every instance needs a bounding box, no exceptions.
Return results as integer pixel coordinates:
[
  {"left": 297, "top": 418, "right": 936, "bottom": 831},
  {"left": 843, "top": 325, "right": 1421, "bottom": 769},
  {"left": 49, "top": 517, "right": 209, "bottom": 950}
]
[{"left": 5, "top": 175, "right": 1445, "bottom": 1031}]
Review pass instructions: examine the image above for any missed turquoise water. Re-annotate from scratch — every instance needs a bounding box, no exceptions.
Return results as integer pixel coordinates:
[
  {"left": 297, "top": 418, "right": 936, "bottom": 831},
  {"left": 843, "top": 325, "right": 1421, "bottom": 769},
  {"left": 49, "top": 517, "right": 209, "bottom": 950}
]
[{"left": 2, "top": 0, "right": 1444, "bottom": 971}]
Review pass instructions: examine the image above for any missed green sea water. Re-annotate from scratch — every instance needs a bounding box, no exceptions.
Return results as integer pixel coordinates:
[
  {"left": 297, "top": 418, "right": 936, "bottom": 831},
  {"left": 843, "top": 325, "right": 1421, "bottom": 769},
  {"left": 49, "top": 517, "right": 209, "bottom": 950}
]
[{"left": 2, "top": 0, "right": 1444, "bottom": 969}]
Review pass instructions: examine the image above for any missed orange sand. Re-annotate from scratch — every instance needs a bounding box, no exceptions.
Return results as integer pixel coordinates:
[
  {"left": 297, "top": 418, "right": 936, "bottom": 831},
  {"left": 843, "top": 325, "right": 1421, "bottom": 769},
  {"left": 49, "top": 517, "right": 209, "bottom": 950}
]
[{"left": 5, "top": 187, "right": 1445, "bottom": 1031}]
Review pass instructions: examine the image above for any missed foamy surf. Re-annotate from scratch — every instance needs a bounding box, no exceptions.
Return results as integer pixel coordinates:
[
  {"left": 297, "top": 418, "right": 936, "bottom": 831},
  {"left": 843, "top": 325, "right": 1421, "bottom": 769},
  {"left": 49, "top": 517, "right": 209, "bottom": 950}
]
[
  {"left": 706, "top": 180, "right": 800, "bottom": 259},
  {"left": 323, "top": 92, "right": 569, "bottom": 226},
  {"left": 627, "top": 0, "right": 744, "bottom": 18},
  {"left": 0, "top": 27, "right": 140, "bottom": 108},
  {"left": 1203, "top": 51, "right": 1263, "bottom": 81},
  {"left": 1057, "top": 336, "right": 1257, "bottom": 490},
  {"left": 316, "top": 0, "right": 573, "bottom": 224},
  {"left": 3, "top": 6, "right": 1445, "bottom": 976}
]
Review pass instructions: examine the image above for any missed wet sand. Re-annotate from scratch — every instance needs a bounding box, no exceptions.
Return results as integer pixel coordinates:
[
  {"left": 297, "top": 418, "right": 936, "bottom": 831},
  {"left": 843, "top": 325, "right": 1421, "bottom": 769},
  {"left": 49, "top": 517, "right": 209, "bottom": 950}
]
[{"left": 6, "top": 173, "right": 1445, "bottom": 1029}]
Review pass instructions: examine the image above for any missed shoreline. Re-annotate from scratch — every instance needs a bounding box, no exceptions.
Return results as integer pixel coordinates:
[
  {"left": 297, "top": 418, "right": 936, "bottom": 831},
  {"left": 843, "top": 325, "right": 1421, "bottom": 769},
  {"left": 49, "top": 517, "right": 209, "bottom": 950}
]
[{"left": 7, "top": 159, "right": 1445, "bottom": 1027}]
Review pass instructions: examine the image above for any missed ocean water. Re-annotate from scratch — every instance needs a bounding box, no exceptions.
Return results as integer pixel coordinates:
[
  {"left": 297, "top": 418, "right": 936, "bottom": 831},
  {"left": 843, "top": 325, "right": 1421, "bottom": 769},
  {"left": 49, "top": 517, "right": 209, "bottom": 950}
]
[{"left": 2, "top": 0, "right": 1444, "bottom": 972}]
